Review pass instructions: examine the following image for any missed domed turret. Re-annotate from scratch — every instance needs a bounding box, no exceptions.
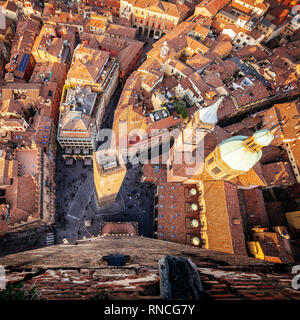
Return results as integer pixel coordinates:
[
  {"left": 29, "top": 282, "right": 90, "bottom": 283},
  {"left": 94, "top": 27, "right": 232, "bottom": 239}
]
[
  {"left": 252, "top": 129, "right": 274, "bottom": 147},
  {"left": 190, "top": 203, "right": 198, "bottom": 211},
  {"left": 192, "top": 237, "right": 200, "bottom": 246},
  {"left": 205, "top": 129, "right": 274, "bottom": 180},
  {"left": 191, "top": 219, "right": 199, "bottom": 228},
  {"left": 189, "top": 188, "right": 197, "bottom": 196}
]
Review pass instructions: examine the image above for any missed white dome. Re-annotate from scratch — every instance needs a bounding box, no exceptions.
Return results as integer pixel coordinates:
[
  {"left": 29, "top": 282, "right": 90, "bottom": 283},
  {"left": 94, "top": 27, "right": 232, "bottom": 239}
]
[
  {"left": 253, "top": 129, "right": 274, "bottom": 146},
  {"left": 219, "top": 135, "right": 262, "bottom": 172},
  {"left": 198, "top": 97, "right": 223, "bottom": 124}
]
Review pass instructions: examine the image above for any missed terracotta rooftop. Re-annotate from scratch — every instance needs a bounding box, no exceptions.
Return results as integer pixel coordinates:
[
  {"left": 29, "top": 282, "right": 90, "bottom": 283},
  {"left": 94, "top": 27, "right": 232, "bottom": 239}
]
[
  {"left": 129, "top": 0, "right": 191, "bottom": 18},
  {"left": 262, "top": 162, "right": 297, "bottom": 186},
  {"left": 80, "top": 32, "right": 143, "bottom": 73},
  {"left": 0, "top": 146, "right": 41, "bottom": 234},
  {"left": 241, "top": 188, "right": 269, "bottom": 227},
  {"left": 203, "top": 180, "right": 247, "bottom": 256},
  {"left": 195, "top": 0, "right": 231, "bottom": 17},
  {"left": 100, "top": 222, "right": 139, "bottom": 236},
  {"left": 66, "top": 48, "right": 116, "bottom": 91}
]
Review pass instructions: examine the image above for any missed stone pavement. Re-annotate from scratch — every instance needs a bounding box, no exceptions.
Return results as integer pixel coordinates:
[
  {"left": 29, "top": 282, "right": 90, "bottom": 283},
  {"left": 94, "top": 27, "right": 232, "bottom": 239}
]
[{"left": 56, "top": 173, "right": 95, "bottom": 243}]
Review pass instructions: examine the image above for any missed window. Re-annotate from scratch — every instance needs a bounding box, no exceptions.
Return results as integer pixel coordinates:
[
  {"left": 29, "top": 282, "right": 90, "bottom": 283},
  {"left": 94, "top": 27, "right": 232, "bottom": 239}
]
[
  {"left": 207, "top": 157, "right": 214, "bottom": 165},
  {"left": 211, "top": 166, "right": 222, "bottom": 175}
]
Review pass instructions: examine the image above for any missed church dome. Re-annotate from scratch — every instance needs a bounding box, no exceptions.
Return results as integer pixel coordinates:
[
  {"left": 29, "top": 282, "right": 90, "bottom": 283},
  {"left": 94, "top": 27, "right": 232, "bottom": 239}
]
[{"left": 218, "top": 130, "right": 274, "bottom": 172}]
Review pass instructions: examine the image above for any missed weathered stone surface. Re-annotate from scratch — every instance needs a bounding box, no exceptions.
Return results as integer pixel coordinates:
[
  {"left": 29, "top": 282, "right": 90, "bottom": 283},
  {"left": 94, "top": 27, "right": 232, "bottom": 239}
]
[
  {"left": 0, "top": 236, "right": 299, "bottom": 300},
  {"left": 0, "top": 236, "right": 274, "bottom": 269}
]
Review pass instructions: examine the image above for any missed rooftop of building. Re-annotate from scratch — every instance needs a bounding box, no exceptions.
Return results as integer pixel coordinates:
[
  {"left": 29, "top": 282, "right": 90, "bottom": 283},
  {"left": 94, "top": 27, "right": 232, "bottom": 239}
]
[
  {"left": 195, "top": 0, "right": 231, "bottom": 16},
  {"left": 30, "top": 62, "right": 67, "bottom": 86},
  {"left": 100, "top": 222, "right": 139, "bottom": 236},
  {"left": 94, "top": 149, "right": 126, "bottom": 175},
  {"left": 124, "top": 0, "right": 191, "bottom": 18},
  {"left": 63, "top": 86, "right": 97, "bottom": 116},
  {"left": 0, "top": 145, "right": 41, "bottom": 234},
  {"left": 79, "top": 32, "right": 144, "bottom": 72}
]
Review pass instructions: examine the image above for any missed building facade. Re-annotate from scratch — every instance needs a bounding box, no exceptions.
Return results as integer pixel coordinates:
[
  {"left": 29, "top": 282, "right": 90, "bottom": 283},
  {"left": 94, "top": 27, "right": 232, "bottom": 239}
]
[{"left": 120, "top": 0, "right": 191, "bottom": 38}]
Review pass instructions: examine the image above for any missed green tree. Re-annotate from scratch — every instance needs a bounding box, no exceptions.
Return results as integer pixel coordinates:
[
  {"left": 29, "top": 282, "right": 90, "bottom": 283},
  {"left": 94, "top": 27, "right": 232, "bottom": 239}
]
[
  {"left": 181, "top": 108, "right": 188, "bottom": 119},
  {"left": 174, "top": 100, "right": 188, "bottom": 119}
]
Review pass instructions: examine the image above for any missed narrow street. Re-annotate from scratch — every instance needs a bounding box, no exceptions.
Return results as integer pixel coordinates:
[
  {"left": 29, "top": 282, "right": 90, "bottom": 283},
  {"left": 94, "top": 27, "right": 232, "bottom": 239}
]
[{"left": 56, "top": 173, "right": 94, "bottom": 243}]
